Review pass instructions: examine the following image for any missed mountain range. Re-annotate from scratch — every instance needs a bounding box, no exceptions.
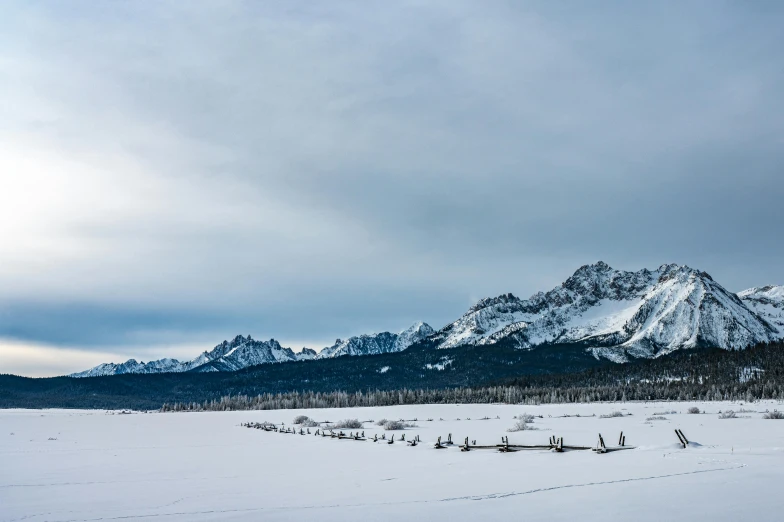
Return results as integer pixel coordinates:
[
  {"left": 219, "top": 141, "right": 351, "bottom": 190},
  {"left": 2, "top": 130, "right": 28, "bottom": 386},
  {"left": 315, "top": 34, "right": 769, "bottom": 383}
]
[
  {"left": 71, "top": 322, "right": 435, "bottom": 377},
  {"left": 432, "top": 262, "right": 782, "bottom": 361},
  {"left": 71, "top": 262, "right": 783, "bottom": 378}
]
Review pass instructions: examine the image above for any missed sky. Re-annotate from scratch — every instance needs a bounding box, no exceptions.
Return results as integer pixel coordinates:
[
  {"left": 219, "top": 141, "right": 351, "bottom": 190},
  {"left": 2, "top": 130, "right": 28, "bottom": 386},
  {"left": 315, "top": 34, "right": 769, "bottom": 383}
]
[{"left": 1, "top": 1, "right": 783, "bottom": 377}]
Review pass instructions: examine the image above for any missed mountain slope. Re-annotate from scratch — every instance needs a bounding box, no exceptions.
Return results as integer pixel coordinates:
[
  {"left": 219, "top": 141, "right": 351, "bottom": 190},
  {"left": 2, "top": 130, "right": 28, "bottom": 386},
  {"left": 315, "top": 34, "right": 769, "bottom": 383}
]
[
  {"left": 188, "top": 336, "right": 299, "bottom": 372},
  {"left": 71, "top": 336, "right": 306, "bottom": 377},
  {"left": 432, "top": 262, "right": 781, "bottom": 360},
  {"left": 316, "top": 322, "right": 434, "bottom": 359},
  {"left": 69, "top": 263, "right": 781, "bottom": 378},
  {"left": 738, "top": 285, "right": 784, "bottom": 335},
  {"left": 70, "top": 323, "right": 433, "bottom": 377},
  {"left": 69, "top": 358, "right": 186, "bottom": 378}
]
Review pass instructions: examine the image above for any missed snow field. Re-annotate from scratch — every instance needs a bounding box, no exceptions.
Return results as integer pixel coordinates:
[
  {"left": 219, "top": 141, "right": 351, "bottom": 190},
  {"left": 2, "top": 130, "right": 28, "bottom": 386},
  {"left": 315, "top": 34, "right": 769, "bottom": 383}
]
[{"left": 2, "top": 401, "right": 784, "bottom": 521}]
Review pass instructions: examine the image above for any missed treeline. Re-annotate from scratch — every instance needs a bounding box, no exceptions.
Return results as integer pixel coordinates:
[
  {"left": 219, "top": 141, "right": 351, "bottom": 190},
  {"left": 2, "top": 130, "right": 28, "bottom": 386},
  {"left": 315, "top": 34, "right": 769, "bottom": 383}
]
[
  {"left": 3, "top": 340, "right": 783, "bottom": 410},
  {"left": 162, "top": 341, "right": 784, "bottom": 412},
  {"left": 0, "top": 340, "right": 607, "bottom": 410}
]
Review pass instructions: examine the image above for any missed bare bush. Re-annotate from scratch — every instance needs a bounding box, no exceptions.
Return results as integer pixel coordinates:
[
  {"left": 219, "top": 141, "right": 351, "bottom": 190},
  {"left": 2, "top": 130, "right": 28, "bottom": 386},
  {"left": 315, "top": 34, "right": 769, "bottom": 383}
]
[
  {"left": 718, "top": 411, "right": 737, "bottom": 419},
  {"left": 763, "top": 411, "right": 784, "bottom": 419},
  {"left": 301, "top": 418, "right": 319, "bottom": 427},
  {"left": 375, "top": 419, "right": 388, "bottom": 426},
  {"left": 292, "top": 415, "right": 310, "bottom": 425},
  {"left": 687, "top": 407, "right": 700, "bottom": 414},
  {"left": 600, "top": 411, "right": 624, "bottom": 419},
  {"left": 507, "top": 419, "right": 539, "bottom": 432},
  {"left": 646, "top": 416, "right": 667, "bottom": 421},
  {"left": 331, "top": 418, "right": 363, "bottom": 429},
  {"left": 513, "top": 413, "right": 535, "bottom": 424},
  {"left": 382, "top": 420, "right": 416, "bottom": 430}
]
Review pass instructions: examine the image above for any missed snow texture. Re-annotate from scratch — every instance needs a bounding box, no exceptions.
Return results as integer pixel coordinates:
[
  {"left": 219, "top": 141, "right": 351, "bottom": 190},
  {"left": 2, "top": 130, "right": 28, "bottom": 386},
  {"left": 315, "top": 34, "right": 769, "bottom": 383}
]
[
  {"left": 738, "top": 285, "right": 784, "bottom": 335},
  {"left": 71, "top": 335, "right": 300, "bottom": 377},
  {"left": 72, "top": 264, "right": 783, "bottom": 377},
  {"left": 316, "top": 322, "right": 435, "bottom": 360},
  {"left": 432, "top": 262, "right": 782, "bottom": 359},
  {"left": 3, "top": 401, "right": 783, "bottom": 521},
  {"left": 71, "top": 322, "right": 433, "bottom": 377}
]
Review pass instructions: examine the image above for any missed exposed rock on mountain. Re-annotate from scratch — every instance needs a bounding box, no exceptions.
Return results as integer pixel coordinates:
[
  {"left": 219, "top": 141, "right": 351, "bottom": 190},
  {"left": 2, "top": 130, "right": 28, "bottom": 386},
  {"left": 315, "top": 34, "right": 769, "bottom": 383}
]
[
  {"left": 431, "top": 262, "right": 781, "bottom": 361},
  {"left": 188, "top": 335, "right": 299, "bottom": 372},
  {"left": 70, "top": 263, "right": 783, "bottom": 377},
  {"left": 70, "top": 323, "right": 433, "bottom": 377},
  {"left": 738, "top": 285, "right": 784, "bottom": 335},
  {"left": 316, "top": 322, "right": 434, "bottom": 359}
]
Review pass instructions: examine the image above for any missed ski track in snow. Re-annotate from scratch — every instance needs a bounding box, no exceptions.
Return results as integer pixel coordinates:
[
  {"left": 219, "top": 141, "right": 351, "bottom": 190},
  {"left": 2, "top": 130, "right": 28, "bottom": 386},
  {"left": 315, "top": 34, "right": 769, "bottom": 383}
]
[{"left": 4, "top": 464, "right": 746, "bottom": 522}]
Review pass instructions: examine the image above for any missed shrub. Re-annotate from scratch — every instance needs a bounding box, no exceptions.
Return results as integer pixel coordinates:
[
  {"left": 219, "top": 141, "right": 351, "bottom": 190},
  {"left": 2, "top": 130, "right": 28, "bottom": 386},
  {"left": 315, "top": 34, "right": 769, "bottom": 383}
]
[
  {"left": 600, "top": 411, "right": 624, "bottom": 419},
  {"left": 718, "top": 411, "right": 737, "bottom": 419},
  {"left": 332, "top": 418, "right": 363, "bottom": 429},
  {"left": 292, "top": 415, "right": 310, "bottom": 425},
  {"left": 382, "top": 420, "right": 416, "bottom": 430},
  {"left": 763, "top": 411, "right": 784, "bottom": 420},
  {"left": 301, "top": 418, "right": 319, "bottom": 427},
  {"left": 507, "top": 419, "right": 539, "bottom": 432},
  {"left": 646, "top": 416, "right": 667, "bottom": 421},
  {"left": 513, "top": 413, "right": 535, "bottom": 424},
  {"left": 687, "top": 407, "right": 700, "bottom": 414}
]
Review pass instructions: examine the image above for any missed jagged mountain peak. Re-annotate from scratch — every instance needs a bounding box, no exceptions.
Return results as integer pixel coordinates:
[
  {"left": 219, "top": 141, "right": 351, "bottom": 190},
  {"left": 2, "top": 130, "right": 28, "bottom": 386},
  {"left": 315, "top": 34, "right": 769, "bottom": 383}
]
[
  {"left": 71, "top": 322, "right": 433, "bottom": 377},
  {"left": 739, "top": 285, "right": 784, "bottom": 302},
  {"left": 469, "top": 293, "right": 522, "bottom": 313},
  {"left": 297, "top": 348, "right": 318, "bottom": 360},
  {"left": 316, "top": 321, "right": 434, "bottom": 360},
  {"left": 655, "top": 263, "right": 715, "bottom": 282},
  {"left": 738, "top": 285, "right": 784, "bottom": 335},
  {"left": 395, "top": 321, "right": 435, "bottom": 350},
  {"left": 434, "top": 262, "right": 781, "bottom": 357},
  {"left": 69, "top": 262, "right": 782, "bottom": 378},
  {"left": 570, "top": 260, "right": 613, "bottom": 277},
  {"left": 70, "top": 357, "right": 185, "bottom": 378},
  {"left": 399, "top": 321, "right": 434, "bottom": 336}
]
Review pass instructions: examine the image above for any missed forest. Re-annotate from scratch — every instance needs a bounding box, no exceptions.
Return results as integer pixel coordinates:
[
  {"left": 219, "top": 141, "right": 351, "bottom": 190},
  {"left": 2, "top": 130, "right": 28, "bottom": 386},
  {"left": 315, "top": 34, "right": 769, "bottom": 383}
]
[{"left": 3, "top": 340, "right": 783, "bottom": 410}]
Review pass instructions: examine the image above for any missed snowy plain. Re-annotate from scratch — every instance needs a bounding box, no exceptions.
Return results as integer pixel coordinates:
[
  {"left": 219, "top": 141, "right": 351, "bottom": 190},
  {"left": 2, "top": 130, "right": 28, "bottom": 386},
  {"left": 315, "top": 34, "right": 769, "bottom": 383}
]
[{"left": 2, "top": 401, "right": 784, "bottom": 521}]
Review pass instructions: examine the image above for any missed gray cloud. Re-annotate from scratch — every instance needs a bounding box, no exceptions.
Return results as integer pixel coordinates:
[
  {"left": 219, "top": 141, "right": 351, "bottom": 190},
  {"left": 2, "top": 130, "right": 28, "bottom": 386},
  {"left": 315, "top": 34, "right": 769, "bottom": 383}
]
[{"left": 1, "top": 1, "right": 783, "bottom": 362}]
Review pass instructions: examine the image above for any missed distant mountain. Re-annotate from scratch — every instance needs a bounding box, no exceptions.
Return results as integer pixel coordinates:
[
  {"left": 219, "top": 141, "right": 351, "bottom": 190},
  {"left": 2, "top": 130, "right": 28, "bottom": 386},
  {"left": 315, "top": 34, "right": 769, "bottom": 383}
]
[
  {"left": 187, "top": 336, "right": 300, "bottom": 373},
  {"left": 738, "top": 285, "right": 784, "bottom": 335},
  {"left": 316, "top": 322, "right": 435, "bottom": 359},
  {"left": 70, "top": 262, "right": 783, "bottom": 379},
  {"left": 431, "top": 262, "right": 782, "bottom": 361},
  {"left": 70, "top": 335, "right": 298, "bottom": 377},
  {"left": 69, "top": 358, "right": 188, "bottom": 378},
  {"left": 70, "top": 322, "right": 433, "bottom": 377}
]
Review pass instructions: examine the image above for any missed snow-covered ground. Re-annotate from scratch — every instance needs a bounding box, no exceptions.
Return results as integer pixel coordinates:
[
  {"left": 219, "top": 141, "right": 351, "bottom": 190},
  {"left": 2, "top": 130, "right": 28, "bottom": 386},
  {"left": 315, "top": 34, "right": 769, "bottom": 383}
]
[{"left": 3, "top": 401, "right": 784, "bottom": 521}]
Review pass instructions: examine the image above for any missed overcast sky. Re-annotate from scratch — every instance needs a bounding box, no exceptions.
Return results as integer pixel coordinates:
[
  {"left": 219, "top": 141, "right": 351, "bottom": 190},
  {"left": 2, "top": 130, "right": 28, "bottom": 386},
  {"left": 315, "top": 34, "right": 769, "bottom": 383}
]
[{"left": 1, "top": 1, "right": 783, "bottom": 376}]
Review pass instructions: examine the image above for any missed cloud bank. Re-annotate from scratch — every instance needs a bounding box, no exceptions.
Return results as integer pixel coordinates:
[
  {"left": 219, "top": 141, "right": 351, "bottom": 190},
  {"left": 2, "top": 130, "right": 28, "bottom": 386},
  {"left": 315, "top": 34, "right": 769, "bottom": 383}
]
[{"left": 1, "top": 1, "right": 783, "bottom": 375}]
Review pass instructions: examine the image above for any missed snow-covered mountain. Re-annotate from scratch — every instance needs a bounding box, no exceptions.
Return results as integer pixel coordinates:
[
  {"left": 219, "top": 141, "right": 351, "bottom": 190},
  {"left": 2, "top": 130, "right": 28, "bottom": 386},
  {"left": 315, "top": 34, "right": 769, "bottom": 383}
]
[
  {"left": 316, "top": 322, "right": 435, "bottom": 359},
  {"left": 69, "top": 358, "right": 187, "bottom": 378},
  {"left": 188, "top": 336, "right": 300, "bottom": 372},
  {"left": 70, "top": 263, "right": 782, "bottom": 377},
  {"left": 297, "top": 348, "right": 318, "bottom": 361},
  {"left": 738, "top": 285, "right": 784, "bottom": 335},
  {"left": 70, "top": 323, "right": 433, "bottom": 377},
  {"left": 70, "top": 335, "right": 302, "bottom": 377},
  {"left": 431, "top": 262, "right": 782, "bottom": 361}
]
